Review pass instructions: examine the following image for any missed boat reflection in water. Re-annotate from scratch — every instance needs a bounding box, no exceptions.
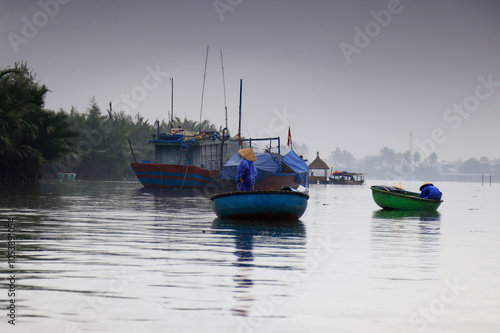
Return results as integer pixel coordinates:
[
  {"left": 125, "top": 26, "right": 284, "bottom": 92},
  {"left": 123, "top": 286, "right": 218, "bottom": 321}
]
[
  {"left": 371, "top": 209, "right": 441, "bottom": 274},
  {"left": 372, "top": 209, "right": 441, "bottom": 222},
  {"left": 138, "top": 186, "right": 207, "bottom": 198},
  {"left": 212, "top": 218, "right": 306, "bottom": 317}
]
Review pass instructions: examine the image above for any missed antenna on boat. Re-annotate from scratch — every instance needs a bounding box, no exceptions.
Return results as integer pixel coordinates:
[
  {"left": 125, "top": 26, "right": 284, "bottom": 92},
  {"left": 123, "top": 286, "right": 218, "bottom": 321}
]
[
  {"left": 220, "top": 50, "right": 229, "bottom": 170},
  {"left": 170, "top": 77, "right": 174, "bottom": 129},
  {"left": 220, "top": 49, "right": 228, "bottom": 130},
  {"left": 238, "top": 79, "right": 243, "bottom": 148},
  {"left": 199, "top": 45, "right": 209, "bottom": 133}
]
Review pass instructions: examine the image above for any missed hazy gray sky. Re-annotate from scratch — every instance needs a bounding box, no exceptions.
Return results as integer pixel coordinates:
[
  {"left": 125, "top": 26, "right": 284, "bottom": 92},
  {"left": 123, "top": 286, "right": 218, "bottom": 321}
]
[{"left": 2, "top": 0, "right": 499, "bottom": 162}]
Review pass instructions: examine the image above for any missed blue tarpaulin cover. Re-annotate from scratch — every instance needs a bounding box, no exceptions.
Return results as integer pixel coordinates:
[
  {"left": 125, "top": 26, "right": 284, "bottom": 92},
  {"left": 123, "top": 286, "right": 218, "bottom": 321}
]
[
  {"left": 282, "top": 150, "right": 309, "bottom": 188},
  {"left": 221, "top": 152, "right": 280, "bottom": 182},
  {"left": 221, "top": 150, "right": 309, "bottom": 188}
]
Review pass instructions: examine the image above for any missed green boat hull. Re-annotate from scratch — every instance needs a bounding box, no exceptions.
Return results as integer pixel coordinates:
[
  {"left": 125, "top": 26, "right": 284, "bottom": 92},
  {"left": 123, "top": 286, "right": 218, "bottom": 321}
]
[{"left": 370, "top": 186, "right": 442, "bottom": 211}]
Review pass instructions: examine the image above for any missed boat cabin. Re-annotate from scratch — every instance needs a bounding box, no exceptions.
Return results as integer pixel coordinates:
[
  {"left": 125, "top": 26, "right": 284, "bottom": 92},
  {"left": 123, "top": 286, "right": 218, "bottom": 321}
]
[{"left": 150, "top": 130, "right": 228, "bottom": 171}]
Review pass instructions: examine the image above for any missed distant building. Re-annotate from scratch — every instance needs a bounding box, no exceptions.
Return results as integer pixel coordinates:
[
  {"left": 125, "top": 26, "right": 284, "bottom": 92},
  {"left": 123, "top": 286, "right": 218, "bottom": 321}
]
[{"left": 308, "top": 152, "right": 329, "bottom": 184}]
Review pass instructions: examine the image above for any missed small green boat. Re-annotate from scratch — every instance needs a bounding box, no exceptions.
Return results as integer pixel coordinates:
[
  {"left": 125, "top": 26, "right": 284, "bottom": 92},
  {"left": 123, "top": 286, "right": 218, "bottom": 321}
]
[{"left": 370, "top": 185, "right": 443, "bottom": 211}]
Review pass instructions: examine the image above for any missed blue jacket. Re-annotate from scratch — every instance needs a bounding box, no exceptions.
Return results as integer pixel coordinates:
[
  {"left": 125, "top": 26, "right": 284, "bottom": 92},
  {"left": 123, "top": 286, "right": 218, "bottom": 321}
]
[
  {"left": 420, "top": 184, "right": 442, "bottom": 200},
  {"left": 235, "top": 159, "right": 257, "bottom": 191}
]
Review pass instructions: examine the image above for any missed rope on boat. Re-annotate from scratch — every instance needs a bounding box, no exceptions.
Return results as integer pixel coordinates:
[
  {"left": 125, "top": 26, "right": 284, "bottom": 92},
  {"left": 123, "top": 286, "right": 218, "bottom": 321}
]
[{"left": 180, "top": 164, "right": 190, "bottom": 189}]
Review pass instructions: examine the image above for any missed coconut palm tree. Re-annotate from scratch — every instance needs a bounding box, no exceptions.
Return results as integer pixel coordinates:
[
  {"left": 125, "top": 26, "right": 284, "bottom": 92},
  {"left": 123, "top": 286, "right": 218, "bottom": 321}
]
[{"left": 0, "top": 63, "right": 78, "bottom": 183}]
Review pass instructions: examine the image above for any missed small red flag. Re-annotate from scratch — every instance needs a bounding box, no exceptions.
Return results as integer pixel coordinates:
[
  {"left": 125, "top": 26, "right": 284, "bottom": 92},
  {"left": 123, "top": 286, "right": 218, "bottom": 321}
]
[{"left": 287, "top": 127, "right": 291, "bottom": 146}]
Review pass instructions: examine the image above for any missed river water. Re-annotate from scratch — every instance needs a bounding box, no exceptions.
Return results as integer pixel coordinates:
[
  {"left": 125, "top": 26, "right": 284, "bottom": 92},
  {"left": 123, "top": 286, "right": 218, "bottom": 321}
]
[{"left": 0, "top": 180, "right": 499, "bottom": 333}]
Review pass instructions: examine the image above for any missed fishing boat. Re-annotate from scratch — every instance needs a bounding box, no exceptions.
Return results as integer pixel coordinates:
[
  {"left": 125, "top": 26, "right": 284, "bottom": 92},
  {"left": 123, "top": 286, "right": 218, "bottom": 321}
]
[
  {"left": 131, "top": 129, "right": 230, "bottom": 189},
  {"left": 131, "top": 48, "right": 234, "bottom": 189},
  {"left": 370, "top": 185, "right": 443, "bottom": 211},
  {"left": 330, "top": 171, "right": 364, "bottom": 185},
  {"left": 131, "top": 52, "right": 307, "bottom": 191},
  {"left": 210, "top": 189, "right": 309, "bottom": 220},
  {"left": 222, "top": 78, "right": 309, "bottom": 191},
  {"left": 220, "top": 137, "right": 309, "bottom": 191}
]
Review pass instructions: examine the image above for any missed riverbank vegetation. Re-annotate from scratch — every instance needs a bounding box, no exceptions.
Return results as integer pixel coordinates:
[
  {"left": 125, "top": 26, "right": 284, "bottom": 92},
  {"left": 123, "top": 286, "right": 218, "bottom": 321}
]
[
  {"left": 0, "top": 63, "right": 226, "bottom": 183},
  {"left": 1, "top": 63, "right": 497, "bottom": 183},
  {"left": 47, "top": 100, "right": 225, "bottom": 181},
  {"left": 326, "top": 146, "right": 500, "bottom": 182},
  {"left": 0, "top": 63, "right": 78, "bottom": 183}
]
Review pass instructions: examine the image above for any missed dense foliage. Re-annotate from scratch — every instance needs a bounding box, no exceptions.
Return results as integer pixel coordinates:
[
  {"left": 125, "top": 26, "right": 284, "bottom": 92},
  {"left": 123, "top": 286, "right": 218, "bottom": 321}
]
[
  {"left": 3, "top": 63, "right": 496, "bottom": 184},
  {"left": 49, "top": 99, "right": 156, "bottom": 180},
  {"left": 50, "top": 101, "right": 227, "bottom": 181},
  {"left": 0, "top": 63, "right": 78, "bottom": 183},
  {"left": 0, "top": 63, "right": 227, "bottom": 183}
]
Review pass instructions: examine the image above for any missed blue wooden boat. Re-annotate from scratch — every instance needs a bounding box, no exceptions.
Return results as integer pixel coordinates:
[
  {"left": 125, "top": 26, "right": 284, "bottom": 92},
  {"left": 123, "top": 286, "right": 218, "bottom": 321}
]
[{"left": 210, "top": 190, "right": 309, "bottom": 220}]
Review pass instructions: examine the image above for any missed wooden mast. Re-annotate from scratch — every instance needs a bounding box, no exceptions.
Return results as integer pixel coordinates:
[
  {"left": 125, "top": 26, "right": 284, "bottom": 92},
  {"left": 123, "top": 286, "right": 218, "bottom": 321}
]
[{"left": 238, "top": 79, "right": 242, "bottom": 148}]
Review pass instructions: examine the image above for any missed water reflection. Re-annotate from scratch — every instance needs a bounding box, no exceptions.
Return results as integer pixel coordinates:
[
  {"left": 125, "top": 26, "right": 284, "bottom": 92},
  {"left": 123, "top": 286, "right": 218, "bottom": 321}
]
[
  {"left": 371, "top": 209, "right": 441, "bottom": 275},
  {"left": 0, "top": 183, "right": 67, "bottom": 210},
  {"left": 138, "top": 187, "right": 207, "bottom": 198},
  {"left": 135, "top": 186, "right": 214, "bottom": 216},
  {"left": 372, "top": 209, "right": 441, "bottom": 222},
  {"left": 212, "top": 218, "right": 306, "bottom": 317}
]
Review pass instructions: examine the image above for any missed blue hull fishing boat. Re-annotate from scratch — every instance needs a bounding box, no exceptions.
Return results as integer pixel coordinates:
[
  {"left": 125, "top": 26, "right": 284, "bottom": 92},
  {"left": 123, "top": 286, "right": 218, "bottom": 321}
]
[
  {"left": 131, "top": 48, "right": 232, "bottom": 189},
  {"left": 131, "top": 130, "right": 228, "bottom": 189},
  {"left": 210, "top": 190, "right": 309, "bottom": 220}
]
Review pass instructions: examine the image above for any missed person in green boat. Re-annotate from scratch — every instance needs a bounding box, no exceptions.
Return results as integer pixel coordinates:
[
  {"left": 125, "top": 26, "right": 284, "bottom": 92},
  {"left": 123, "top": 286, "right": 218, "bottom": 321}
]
[{"left": 419, "top": 183, "right": 442, "bottom": 200}]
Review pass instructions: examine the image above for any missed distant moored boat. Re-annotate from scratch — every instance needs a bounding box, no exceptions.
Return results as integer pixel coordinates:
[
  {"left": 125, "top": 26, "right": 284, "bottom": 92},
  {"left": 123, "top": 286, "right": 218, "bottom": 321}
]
[
  {"left": 58, "top": 173, "right": 77, "bottom": 180},
  {"left": 330, "top": 171, "right": 364, "bottom": 185}
]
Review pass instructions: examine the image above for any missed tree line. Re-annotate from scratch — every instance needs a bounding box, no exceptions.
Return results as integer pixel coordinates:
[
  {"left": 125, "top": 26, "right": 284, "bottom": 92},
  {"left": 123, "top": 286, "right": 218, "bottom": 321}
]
[
  {"left": 0, "top": 63, "right": 78, "bottom": 183},
  {"left": 5, "top": 63, "right": 495, "bottom": 184},
  {"left": 0, "top": 63, "right": 226, "bottom": 184},
  {"left": 327, "top": 146, "right": 500, "bottom": 182},
  {"left": 50, "top": 100, "right": 225, "bottom": 181}
]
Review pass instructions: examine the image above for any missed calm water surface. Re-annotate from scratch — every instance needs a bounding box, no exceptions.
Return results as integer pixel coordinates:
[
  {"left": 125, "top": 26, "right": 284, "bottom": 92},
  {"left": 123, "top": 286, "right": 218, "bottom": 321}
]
[{"left": 0, "top": 180, "right": 499, "bottom": 332}]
